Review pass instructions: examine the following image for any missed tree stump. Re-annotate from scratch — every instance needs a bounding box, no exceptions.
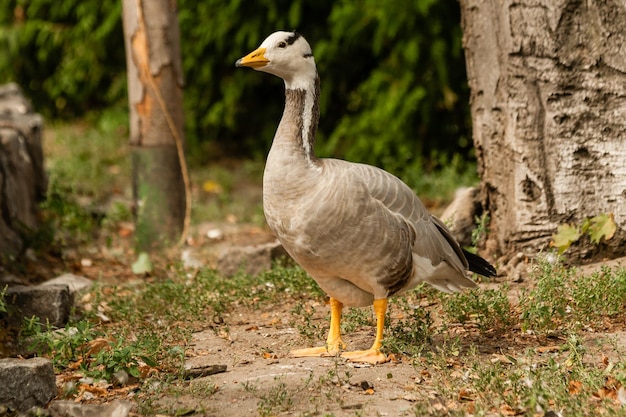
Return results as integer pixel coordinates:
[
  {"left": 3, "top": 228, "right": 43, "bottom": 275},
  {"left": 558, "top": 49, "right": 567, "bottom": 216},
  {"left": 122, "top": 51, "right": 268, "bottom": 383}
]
[{"left": 0, "top": 83, "right": 47, "bottom": 261}]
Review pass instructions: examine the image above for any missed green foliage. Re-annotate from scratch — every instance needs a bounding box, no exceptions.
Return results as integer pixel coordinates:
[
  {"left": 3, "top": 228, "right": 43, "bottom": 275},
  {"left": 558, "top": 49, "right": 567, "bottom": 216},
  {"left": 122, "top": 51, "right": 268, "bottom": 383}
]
[
  {"left": 384, "top": 296, "right": 433, "bottom": 357},
  {"left": 519, "top": 259, "right": 626, "bottom": 333},
  {"left": 2, "top": 0, "right": 473, "bottom": 189},
  {"left": 0, "top": 0, "right": 126, "bottom": 117},
  {"left": 442, "top": 285, "right": 513, "bottom": 333},
  {"left": 38, "top": 181, "right": 102, "bottom": 247},
  {"left": 0, "top": 285, "right": 7, "bottom": 314},
  {"left": 551, "top": 213, "right": 617, "bottom": 254}
]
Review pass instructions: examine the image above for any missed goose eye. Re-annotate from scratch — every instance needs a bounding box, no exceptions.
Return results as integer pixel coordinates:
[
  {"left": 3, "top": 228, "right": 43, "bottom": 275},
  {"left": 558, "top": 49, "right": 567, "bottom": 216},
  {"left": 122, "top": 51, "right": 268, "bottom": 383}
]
[{"left": 278, "top": 41, "right": 287, "bottom": 48}]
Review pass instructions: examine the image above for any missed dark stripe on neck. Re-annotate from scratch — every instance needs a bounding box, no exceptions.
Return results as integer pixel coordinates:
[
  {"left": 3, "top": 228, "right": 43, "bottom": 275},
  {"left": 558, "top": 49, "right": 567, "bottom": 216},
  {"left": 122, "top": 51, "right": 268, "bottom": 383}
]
[
  {"left": 286, "top": 32, "right": 301, "bottom": 45},
  {"left": 284, "top": 75, "right": 321, "bottom": 163}
]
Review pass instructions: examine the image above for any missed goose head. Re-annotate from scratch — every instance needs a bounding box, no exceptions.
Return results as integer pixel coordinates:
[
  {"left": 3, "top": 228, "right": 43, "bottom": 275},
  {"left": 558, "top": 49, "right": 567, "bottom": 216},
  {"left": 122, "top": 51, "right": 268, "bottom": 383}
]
[{"left": 236, "top": 31, "right": 317, "bottom": 90}]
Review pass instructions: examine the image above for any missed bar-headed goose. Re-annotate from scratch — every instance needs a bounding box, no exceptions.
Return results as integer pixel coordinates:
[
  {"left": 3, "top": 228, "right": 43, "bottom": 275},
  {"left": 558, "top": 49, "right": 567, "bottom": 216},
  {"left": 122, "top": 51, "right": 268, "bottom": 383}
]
[{"left": 236, "top": 31, "right": 496, "bottom": 364}]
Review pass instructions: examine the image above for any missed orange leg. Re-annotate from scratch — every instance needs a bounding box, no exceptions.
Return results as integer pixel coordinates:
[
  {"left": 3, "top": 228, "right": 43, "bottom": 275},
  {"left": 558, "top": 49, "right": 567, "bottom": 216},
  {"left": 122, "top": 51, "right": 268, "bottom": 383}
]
[
  {"left": 289, "top": 297, "right": 346, "bottom": 357},
  {"left": 340, "top": 298, "right": 388, "bottom": 364}
]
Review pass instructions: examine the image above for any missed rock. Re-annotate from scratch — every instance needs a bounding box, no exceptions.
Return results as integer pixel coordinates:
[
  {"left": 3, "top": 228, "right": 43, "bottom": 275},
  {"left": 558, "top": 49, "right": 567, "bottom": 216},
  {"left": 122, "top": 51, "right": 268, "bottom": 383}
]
[
  {"left": 40, "top": 274, "right": 93, "bottom": 305},
  {"left": 216, "top": 241, "right": 288, "bottom": 277},
  {"left": 0, "top": 357, "right": 56, "bottom": 412},
  {"left": 0, "top": 83, "right": 47, "bottom": 260},
  {"left": 183, "top": 363, "right": 227, "bottom": 380},
  {"left": 440, "top": 187, "right": 481, "bottom": 248},
  {"left": 3, "top": 284, "right": 71, "bottom": 327},
  {"left": 47, "top": 400, "right": 133, "bottom": 417}
]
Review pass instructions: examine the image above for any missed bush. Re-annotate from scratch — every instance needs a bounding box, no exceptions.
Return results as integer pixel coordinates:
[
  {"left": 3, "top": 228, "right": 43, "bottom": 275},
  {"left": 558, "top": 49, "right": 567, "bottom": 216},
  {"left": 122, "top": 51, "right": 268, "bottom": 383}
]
[{"left": 1, "top": 0, "right": 473, "bottom": 185}]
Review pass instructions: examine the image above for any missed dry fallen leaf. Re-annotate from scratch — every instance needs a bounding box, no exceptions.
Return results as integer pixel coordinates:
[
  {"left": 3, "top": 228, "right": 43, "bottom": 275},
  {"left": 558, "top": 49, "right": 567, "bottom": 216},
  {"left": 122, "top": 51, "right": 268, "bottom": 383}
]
[
  {"left": 537, "top": 345, "right": 560, "bottom": 353},
  {"left": 458, "top": 388, "right": 474, "bottom": 402},
  {"left": 86, "top": 338, "right": 111, "bottom": 356},
  {"left": 387, "top": 353, "right": 400, "bottom": 363},
  {"left": 500, "top": 404, "right": 524, "bottom": 416},
  {"left": 568, "top": 380, "right": 583, "bottom": 395},
  {"left": 262, "top": 352, "right": 278, "bottom": 360}
]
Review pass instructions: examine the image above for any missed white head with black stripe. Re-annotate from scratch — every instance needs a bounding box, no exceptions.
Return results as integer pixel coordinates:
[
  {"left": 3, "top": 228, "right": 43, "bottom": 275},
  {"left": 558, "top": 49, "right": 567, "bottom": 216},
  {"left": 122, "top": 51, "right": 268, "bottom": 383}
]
[{"left": 236, "top": 31, "right": 317, "bottom": 90}]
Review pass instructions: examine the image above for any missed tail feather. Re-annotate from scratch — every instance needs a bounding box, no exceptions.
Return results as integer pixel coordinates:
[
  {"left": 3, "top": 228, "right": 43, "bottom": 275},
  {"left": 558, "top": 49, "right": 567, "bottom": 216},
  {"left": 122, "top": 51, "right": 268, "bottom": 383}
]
[{"left": 462, "top": 249, "right": 497, "bottom": 277}]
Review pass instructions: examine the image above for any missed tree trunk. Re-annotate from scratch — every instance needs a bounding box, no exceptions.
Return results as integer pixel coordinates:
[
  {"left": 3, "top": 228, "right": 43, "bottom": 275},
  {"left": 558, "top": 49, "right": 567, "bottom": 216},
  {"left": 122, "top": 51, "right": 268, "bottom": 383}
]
[
  {"left": 0, "top": 83, "right": 47, "bottom": 261},
  {"left": 122, "top": 0, "right": 187, "bottom": 251},
  {"left": 460, "top": 0, "right": 626, "bottom": 264}
]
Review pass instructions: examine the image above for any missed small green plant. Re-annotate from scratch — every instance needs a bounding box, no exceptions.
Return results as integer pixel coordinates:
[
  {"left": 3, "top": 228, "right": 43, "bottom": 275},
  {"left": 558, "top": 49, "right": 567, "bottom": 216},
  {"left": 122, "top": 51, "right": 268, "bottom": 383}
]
[
  {"left": 551, "top": 212, "right": 617, "bottom": 254},
  {"left": 341, "top": 307, "right": 372, "bottom": 333},
  {"left": 442, "top": 285, "right": 513, "bottom": 333},
  {"left": 471, "top": 212, "right": 491, "bottom": 250},
  {"left": 23, "top": 318, "right": 98, "bottom": 371},
  {"left": 0, "top": 285, "right": 7, "bottom": 314},
  {"left": 518, "top": 259, "right": 572, "bottom": 333},
  {"left": 383, "top": 297, "right": 433, "bottom": 358},
  {"left": 290, "top": 301, "right": 325, "bottom": 343},
  {"left": 570, "top": 266, "right": 626, "bottom": 320},
  {"left": 243, "top": 377, "right": 296, "bottom": 417},
  {"left": 519, "top": 258, "right": 626, "bottom": 333}
]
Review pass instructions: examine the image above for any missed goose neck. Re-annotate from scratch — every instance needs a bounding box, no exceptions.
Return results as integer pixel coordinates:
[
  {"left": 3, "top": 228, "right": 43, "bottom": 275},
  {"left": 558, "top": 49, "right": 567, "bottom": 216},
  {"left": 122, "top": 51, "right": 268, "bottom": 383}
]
[{"left": 274, "top": 75, "right": 320, "bottom": 164}]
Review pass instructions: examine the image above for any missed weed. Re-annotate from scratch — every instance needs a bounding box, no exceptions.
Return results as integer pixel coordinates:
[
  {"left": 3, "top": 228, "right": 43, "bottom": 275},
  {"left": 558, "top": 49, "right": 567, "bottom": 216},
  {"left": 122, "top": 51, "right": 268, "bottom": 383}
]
[
  {"left": 471, "top": 212, "right": 490, "bottom": 250},
  {"left": 442, "top": 285, "right": 513, "bottom": 333},
  {"left": 384, "top": 297, "right": 432, "bottom": 358},
  {"left": 244, "top": 377, "right": 296, "bottom": 417},
  {"left": 23, "top": 318, "right": 98, "bottom": 371},
  {"left": 518, "top": 259, "right": 572, "bottom": 333},
  {"left": 519, "top": 258, "right": 626, "bottom": 333},
  {"left": 290, "top": 301, "right": 325, "bottom": 343},
  {"left": 0, "top": 285, "right": 7, "bottom": 314},
  {"left": 341, "top": 307, "right": 372, "bottom": 333}
]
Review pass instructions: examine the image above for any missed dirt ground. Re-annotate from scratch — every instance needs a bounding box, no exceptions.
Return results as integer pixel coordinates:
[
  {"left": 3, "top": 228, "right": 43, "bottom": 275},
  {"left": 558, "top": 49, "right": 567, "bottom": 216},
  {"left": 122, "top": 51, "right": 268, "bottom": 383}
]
[{"left": 171, "top": 296, "right": 626, "bottom": 417}]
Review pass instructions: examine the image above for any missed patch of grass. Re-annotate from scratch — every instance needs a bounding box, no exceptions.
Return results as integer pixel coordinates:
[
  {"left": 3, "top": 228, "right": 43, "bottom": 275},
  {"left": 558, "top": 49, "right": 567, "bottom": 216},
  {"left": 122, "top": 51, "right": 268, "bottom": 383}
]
[
  {"left": 413, "top": 332, "right": 626, "bottom": 416},
  {"left": 519, "top": 259, "right": 626, "bottom": 334},
  {"left": 442, "top": 285, "right": 513, "bottom": 333},
  {"left": 43, "top": 108, "right": 130, "bottom": 202},
  {"left": 341, "top": 307, "right": 373, "bottom": 333},
  {"left": 384, "top": 296, "right": 433, "bottom": 358},
  {"left": 0, "top": 285, "right": 7, "bottom": 314},
  {"left": 518, "top": 259, "right": 572, "bottom": 333},
  {"left": 243, "top": 376, "right": 301, "bottom": 417},
  {"left": 290, "top": 301, "right": 325, "bottom": 343},
  {"left": 22, "top": 317, "right": 167, "bottom": 381}
]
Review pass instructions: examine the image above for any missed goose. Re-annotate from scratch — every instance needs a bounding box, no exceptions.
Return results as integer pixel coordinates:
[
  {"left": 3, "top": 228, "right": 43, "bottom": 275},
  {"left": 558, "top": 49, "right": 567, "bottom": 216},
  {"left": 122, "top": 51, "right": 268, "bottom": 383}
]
[{"left": 235, "top": 31, "right": 496, "bottom": 364}]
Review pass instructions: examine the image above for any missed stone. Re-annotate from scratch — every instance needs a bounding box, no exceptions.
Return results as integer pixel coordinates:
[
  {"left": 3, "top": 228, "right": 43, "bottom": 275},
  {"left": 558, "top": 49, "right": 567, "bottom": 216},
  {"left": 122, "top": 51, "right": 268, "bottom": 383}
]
[
  {"left": 216, "top": 241, "right": 288, "bottom": 277},
  {"left": 0, "top": 83, "right": 46, "bottom": 260},
  {"left": 440, "top": 186, "right": 481, "bottom": 248},
  {"left": 40, "top": 274, "right": 93, "bottom": 305},
  {"left": 183, "top": 363, "right": 227, "bottom": 380},
  {"left": 47, "top": 400, "right": 133, "bottom": 417},
  {"left": 3, "top": 284, "right": 70, "bottom": 327},
  {"left": 0, "top": 357, "right": 56, "bottom": 412}
]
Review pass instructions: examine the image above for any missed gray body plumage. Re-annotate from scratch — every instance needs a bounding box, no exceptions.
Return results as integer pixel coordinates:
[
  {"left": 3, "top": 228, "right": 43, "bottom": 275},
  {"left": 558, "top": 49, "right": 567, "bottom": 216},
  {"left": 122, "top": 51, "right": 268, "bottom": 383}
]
[{"left": 262, "top": 73, "right": 477, "bottom": 308}]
